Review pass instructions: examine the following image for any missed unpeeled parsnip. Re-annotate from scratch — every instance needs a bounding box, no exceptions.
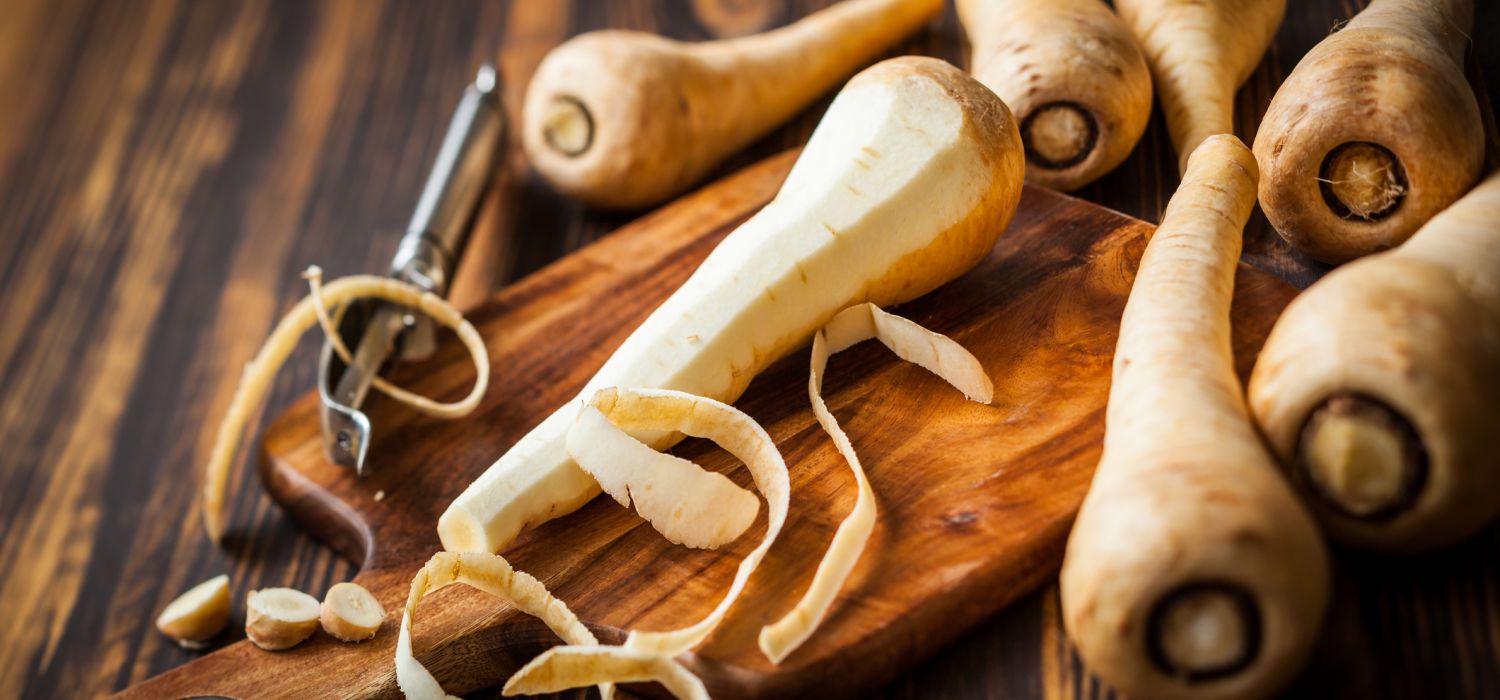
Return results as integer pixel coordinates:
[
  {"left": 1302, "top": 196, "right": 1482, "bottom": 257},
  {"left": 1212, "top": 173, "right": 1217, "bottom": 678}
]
[
  {"left": 1249, "top": 173, "right": 1500, "bottom": 551},
  {"left": 1114, "top": 0, "right": 1285, "bottom": 172},
  {"left": 1253, "top": 0, "right": 1482, "bottom": 264},
  {"left": 522, "top": 0, "right": 941, "bottom": 209},
  {"left": 1061, "top": 136, "right": 1328, "bottom": 700},
  {"left": 443, "top": 57, "right": 1025, "bottom": 554},
  {"left": 957, "top": 0, "right": 1152, "bottom": 190}
]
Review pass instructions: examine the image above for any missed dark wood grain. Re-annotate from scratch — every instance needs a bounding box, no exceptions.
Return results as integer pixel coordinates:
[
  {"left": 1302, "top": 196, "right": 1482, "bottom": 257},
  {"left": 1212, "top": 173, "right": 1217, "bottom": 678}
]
[
  {"left": 113, "top": 150, "right": 1298, "bottom": 699},
  {"left": 1, "top": 1, "right": 1498, "bottom": 699}
]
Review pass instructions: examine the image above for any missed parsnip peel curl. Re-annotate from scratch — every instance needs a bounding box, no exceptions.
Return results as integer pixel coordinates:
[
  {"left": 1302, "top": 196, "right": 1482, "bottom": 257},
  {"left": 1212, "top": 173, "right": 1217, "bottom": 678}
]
[
  {"left": 760, "top": 303, "right": 992, "bottom": 663},
  {"left": 396, "top": 551, "right": 611, "bottom": 700},
  {"left": 201, "top": 266, "right": 489, "bottom": 541},
  {"left": 567, "top": 387, "right": 790, "bottom": 659},
  {"left": 503, "top": 645, "right": 708, "bottom": 700}
]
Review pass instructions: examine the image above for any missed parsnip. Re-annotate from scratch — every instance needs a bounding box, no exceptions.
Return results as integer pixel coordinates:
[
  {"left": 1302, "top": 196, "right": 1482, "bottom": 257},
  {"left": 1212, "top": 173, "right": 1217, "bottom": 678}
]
[
  {"left": 1253, "top": 0, "right": 1482, "bottom": 263},
  {"left": 523, "top": 0, "right": 942, "bottom": 209},
  {"left": 155, "top": 574, "right": 231, "bottom": 649},
  {"left": 1249, "top": 173, "right": 1500, "bottom": 551},
  {"left": 442, "top": 57, "right": 1025, "bottom": 554},
  {"left": 321, "top": 582, "right": 385, "bottom": 642},
  {"left": 1114, "top": 0, "right": 1285, "bottom": 172},
  {"left": 1060, "top": 136, "right": 1328, "bottom": 700},
  {"left": 246, "top": 587, "right": 321, "bottom": 651},
  {"left": 957, "top": 0, "right": 1152, "bottom": 190}
]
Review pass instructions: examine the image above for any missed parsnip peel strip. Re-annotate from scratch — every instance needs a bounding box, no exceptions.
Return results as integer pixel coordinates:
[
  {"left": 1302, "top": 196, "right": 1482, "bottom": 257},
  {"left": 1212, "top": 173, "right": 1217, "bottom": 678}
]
[
  {"left": 396, "top": 552, "right": 611, "bottom": 700},
  {"left": 568, "top": 397, "right": 760, "bottom": 549},
  {"left": 202, "top": 266, "right": 489, "bottom": 541},
  {"left": 503, "top": 645, "right": 707, "bottom": 700},
  {"left": 759, "top": 303, "right": 992, "bottom": 663},
  {"left": 569, "top": 387, "right": 790, "bottom": 658}
]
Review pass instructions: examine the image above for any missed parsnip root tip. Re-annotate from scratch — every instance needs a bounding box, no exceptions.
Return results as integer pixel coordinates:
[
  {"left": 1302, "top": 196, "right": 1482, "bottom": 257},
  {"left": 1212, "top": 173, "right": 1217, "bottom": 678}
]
[
  {"left": 155, "top": 574, "right": 232, "bottom": 648},
  {"left": 246, "top": 587, "right": 322, "bottom": 651},
  {"left": 542, "top": 96, "right": 594, "bottom": 157},
  {"left": 1148, "top": 583, "right": 1261, "bottom": 682},
  {"left": 1319, "top": 142, "right": 1407, "bottom": 221},
  {"left": 1022, "top": 102, "right": 1098, "bottom": 170},
  {"left": 321, "top": 582, "right": 386, "bottom": 642},
  {"left": 1298, "top": 393, "right": 1427, "bottom": 520}
]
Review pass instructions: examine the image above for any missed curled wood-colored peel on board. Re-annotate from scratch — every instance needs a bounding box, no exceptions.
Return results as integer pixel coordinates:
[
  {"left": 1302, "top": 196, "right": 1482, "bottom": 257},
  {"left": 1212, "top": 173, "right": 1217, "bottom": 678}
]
[
  {"left": 760, "top": 303, "right": 992, "bottom": 663},
  {"left": 567, "top": 387, "right": 791, "bottom": 659},
  {"left": 156, "top": 574, "right": 231, "bottom": 649},
  {"left": 396, "top": 551, "right": 611, "bottom": 700},
  {"left": 568, "top": 399, "right": 760, "bottom": 549},
  {"left": 503, "top": 645, "right": 707, "bottom": 700},
  {"left": 201, "top": 266, "right": 490, "bottom": 542}
]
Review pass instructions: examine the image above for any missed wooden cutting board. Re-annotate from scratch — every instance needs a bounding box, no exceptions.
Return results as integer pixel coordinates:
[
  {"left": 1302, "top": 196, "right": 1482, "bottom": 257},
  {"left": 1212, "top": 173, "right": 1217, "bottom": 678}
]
[{"left": 116, "top": 150, "right": 1297, "bottom": 699}]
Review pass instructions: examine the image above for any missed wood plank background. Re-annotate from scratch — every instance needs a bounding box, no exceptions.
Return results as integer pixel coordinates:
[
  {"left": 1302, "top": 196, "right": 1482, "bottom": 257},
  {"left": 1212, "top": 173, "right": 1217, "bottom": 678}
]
[{"left": 0, "top": 1, "right": 1496, "bottom": 698}]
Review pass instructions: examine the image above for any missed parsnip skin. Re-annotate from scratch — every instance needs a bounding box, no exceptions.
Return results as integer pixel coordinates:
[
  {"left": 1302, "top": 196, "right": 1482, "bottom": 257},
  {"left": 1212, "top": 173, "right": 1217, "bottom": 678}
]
[
  {"left": 1061, "top": 136, "right": 1328, "bottom": 700},
  {"left": 1114, "top": 0, "right": 1285, "bottom": 173},
  {"left": 1249, "top": 173, "right": 1500, "bottom": 551},
  {"left": 442, "top": 57, "right": 1025, "bottom": 555},
  {"left": 1253, "top": 0, "right": 1481, "bottom": 263},
  {"left": 957, "top": 0, "right": 1152, "bottom": 191},
  {"left": 522, "top": 0, "right": 942, "bottom": 210}
]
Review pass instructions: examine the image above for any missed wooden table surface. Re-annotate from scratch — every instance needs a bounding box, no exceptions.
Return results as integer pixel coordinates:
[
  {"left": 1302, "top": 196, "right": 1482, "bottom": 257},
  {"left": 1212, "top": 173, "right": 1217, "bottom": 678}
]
[{"left": 2, "top": 1, "right": 1498, "bottom": 698}]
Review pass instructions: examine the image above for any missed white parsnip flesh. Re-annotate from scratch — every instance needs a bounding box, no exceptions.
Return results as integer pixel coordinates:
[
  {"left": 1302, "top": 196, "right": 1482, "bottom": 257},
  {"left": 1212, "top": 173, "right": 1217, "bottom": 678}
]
[
  {"left": 246, "top": 587, "right": 322, "bottom": 651},
  {"left": 440, "top": 56, "right": 1025, "bottom": 554},
  {"left": 156, "top": 574, "right": 231, "bottom": 649},
  {"left": 321, "top": 582, "right": 386, "bottom": 642}
]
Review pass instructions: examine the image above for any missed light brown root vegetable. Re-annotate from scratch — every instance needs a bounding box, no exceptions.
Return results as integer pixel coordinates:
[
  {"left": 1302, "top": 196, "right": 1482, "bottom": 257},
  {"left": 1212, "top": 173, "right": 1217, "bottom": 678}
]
[
  {"left": 1060, "top": 135, "right": 1328, "bottom": 700},
  {"left": 1249, "top": 173, "right": 1500, "bottom": 551},
  {"left": 201, "top": 267, "right": 489, "bottom": 542},
  {"left": 1114, "top": 0, "right": 1285, "bottom": 173},
  {"left": 320, "top": 582, "right": 386, "bottom": 642},
  {"left": 396, "top": 551, "right": 610, "bottom": 700},
  {"left": 443, "top": 57, "right": 1025, "bottom": 555},
  {"left": 522, "top": 0, "right": 942, "bottom": 209},
  {"left": 155, "top": 574, "right": 231, "bottom": 649},
  {"left": 759, "top": 303, "right": 992, "bottom": 663},
  {"left": 957, "top": 0, "right": 1153, "bottom": 190},
  {"left": 246, "top": 587, "right": 321, "bottom": 651},
  {"left": 1252, "top": 0, "right": 1482, "bottom": 263}
]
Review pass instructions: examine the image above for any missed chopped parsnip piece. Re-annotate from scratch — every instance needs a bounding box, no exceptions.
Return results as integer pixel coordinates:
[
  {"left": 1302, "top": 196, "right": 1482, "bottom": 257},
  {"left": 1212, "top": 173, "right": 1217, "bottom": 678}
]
[
  {"left": 395, "top": 552, "right": 611, "bottom": 700},
  {"left": 759, "top": 303, "right": 992, "bottom": 663},
  {"left": 503, "top": 645, "right": 707, "bottom": 700},
  {"left": 246, "top": 587, "right": 321, "bottom": 651},
  {"left": 201, "top": 266, "right": 490, "bottom": 542},
  {"left": 156, "top": 574, "right": 231, "bottom": 649},
  {"left": 321, "top": 581, "right": 386, "bottom": 642}
]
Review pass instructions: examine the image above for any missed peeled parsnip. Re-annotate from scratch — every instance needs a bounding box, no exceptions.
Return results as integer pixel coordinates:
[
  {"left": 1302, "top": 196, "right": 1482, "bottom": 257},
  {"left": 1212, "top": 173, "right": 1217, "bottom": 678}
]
[
  {"left": 442, "top": 57, "right": 1025, "bottom": 554},
  {"left": 957, "top": 0, "right": 1152, "bottom": 190},
  {"left": 1114, "top": 0, "right": 1285, "bottom": 172},
  {"left": 522, "top": 0, "right": 942, "bottom": 210},
  {"left": 1253, "top": 0, "right": 1482, "bottom": 264},
  {"left": 1249, "top": 173, "right": 1500, "bottom": 551},
  {"left": 1060, "top": 136, "right": 1328, "bottom": 700}
]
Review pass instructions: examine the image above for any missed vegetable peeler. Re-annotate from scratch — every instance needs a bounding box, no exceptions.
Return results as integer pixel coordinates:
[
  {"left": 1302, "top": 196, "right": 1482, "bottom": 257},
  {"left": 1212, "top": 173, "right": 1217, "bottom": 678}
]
[{"left": 318, "top": 63, "right": 506, "bottom": 474}]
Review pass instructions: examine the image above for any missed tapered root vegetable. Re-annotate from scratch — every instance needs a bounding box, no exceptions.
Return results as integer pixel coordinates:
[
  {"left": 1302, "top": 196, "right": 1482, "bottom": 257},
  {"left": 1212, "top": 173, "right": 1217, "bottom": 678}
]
[
  {"left": 442, "top": 56, "right": 1025, "bottom": 555},
  {"left": 1249, "top": 173, "right": 1500, "bottom": 551},
  {"left": 155, "top": 574, "right": 231, "bottom": 649},
  {"left": 957, "top": 0, "right": 1152, "bottom": 190},
  {"left": 523, "top": 0, "right": 942, "bottom": 209},
  {"left": 320, "top": 582, "right": 386, "bottom": 642},
  {"left": 1114, "top": 0, "right": 1285, "bottom": 172},
  {"left": 1060, "top": 136, "right": 1328, "bottom": 700},
  {"left": 246, "top": 588, "right": 321, "bottom": 651},
  {"left": 1252, "top": 0, "right": 1482, "bottom": 263},
  {"left": 201, "top": 268, "right": 489, "bottom": 542}
]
